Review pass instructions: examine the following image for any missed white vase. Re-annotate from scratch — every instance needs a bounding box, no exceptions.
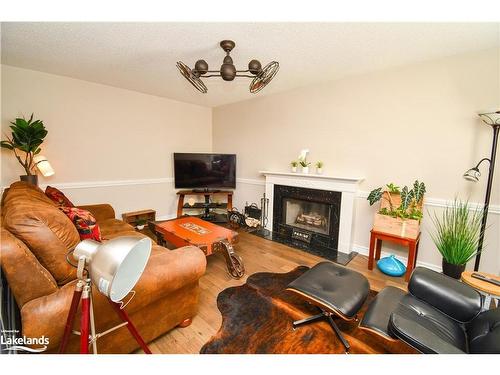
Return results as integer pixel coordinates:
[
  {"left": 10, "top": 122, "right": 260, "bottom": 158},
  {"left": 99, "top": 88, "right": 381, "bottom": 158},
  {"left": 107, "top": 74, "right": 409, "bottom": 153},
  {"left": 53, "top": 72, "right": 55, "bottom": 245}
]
[
  {"left": 316, "top": 167, "right": 323, "bottom": 174},
  {"left": 136, "top": 225, "right": 145, "bottom": 230},
  {"left": 302, "top": 166, "right": 309, "bottom": 174},
  {"left": 291, "top": 166, "right": 297, "bottom": 173}
]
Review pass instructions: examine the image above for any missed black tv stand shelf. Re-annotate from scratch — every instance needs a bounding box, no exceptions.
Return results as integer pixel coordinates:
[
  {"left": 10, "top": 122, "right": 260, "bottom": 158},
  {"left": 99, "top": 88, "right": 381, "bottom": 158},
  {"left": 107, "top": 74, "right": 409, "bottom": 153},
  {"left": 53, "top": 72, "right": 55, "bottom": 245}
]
[{"left": 176, "top": 190, "right": 233, "bottom": 223}]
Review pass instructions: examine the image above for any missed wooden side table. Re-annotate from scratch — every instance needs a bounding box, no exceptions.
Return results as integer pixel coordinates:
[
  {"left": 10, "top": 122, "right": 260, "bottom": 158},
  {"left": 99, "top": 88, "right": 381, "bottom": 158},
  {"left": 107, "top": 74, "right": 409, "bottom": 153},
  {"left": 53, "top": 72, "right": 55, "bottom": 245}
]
[
  {"left": 122, "top": 209, "right": 156, "bottom": 237},
  {"left": 461, "top": 271, "right": 500, "bottom": 311},
  {"left": 368, "top": 229, "right": 421, "bottom": 282}
]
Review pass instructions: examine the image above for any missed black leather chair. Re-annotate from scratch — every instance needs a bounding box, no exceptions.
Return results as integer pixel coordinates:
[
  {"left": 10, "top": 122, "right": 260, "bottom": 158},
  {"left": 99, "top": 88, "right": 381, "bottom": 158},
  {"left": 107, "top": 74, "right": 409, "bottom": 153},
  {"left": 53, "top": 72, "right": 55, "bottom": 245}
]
[{"left": 360, "top": 267, "right": 500, "bottom": 354}]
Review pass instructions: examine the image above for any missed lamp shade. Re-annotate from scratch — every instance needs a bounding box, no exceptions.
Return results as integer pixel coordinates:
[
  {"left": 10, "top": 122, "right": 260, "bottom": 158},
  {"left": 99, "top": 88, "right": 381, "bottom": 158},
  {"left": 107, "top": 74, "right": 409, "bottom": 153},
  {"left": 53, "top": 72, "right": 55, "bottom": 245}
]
[
  {"left": 463, "top": 167, "right": 481, "bottom": 182},
  {"left": 478, "top": 110, "right": 500, "bottom": 126},
  {"left": 33, "top": 155, "right": 55, "bottom": 177},
  {"left": 74, "top": 237, "right": 152, "bottom": 302}
]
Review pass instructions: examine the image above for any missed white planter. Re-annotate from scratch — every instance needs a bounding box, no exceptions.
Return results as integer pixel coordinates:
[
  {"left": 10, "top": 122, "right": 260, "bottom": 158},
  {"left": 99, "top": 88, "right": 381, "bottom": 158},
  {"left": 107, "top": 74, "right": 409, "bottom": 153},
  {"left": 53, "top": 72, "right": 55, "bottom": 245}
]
[
  {"left": 136, "top": 225, "right": 145, "bottom": 230},
  {"left": 291, "top": 166, "right": 297, "bottom": 173},
  {"left": 316, "top": 167, "right": 323, "bottom": 174},
  {"left": 302, "top": 166, "right": 309, "bottom": 174}
]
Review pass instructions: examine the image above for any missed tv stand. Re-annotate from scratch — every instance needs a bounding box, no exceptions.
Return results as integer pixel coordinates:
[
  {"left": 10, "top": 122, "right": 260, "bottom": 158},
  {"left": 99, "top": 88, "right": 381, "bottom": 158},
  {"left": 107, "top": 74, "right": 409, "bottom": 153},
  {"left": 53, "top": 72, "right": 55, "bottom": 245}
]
[{"left": 176, "top": 190, "right": 233, "bottom": 223}]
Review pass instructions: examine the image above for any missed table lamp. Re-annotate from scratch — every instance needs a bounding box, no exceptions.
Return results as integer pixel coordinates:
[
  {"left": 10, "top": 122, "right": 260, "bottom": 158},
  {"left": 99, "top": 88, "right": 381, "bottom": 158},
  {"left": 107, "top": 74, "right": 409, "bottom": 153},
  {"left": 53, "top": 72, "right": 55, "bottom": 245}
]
[{"left": 33, "top": 155, "right": 55, "bottom": 177}]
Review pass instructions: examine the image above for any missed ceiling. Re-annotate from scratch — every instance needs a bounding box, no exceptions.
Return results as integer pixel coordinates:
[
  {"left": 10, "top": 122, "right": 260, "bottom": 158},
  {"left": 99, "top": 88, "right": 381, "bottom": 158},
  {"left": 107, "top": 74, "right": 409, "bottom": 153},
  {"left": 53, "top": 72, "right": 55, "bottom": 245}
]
[{"left": 1, "top": 22, "right": 499, "bottom": 108}]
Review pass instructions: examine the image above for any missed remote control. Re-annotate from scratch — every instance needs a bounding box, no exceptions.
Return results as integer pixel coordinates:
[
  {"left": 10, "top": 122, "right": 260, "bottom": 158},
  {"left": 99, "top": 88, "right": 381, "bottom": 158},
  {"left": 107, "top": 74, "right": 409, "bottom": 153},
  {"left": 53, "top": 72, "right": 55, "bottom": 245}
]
[{"left": 471, "top": 273, "right": 500, "bottom": 287}]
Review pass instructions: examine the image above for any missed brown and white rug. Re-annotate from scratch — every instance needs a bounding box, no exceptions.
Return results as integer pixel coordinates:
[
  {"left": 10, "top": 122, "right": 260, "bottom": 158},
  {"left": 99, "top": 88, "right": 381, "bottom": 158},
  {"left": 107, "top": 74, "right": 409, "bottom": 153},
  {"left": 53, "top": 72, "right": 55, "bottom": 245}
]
[{"left": 200, "top": 266, "right": 416, "bottom": 354}]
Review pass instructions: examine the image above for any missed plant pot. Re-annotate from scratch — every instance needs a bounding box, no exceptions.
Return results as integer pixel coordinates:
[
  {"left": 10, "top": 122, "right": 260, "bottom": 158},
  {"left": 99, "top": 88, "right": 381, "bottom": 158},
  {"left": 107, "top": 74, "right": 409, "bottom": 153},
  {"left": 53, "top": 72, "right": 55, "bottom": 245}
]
[
  {"left": 136, "top": 225, "right": 145, "bottom": 231},
  {"left": 302, "top": 166, "right": 309, "bottom": 174},
  {"left": 291, "top": 166, "right": 297, "bottom": 173},
  {"left": 316, "top": 167, "right": 323, "bottom": 174},
  {"left": 20, "top": 175, "right": 38, "bottom": 186},
  {"left": 442, "top": 259, "right": 466, "bottom": 279}
]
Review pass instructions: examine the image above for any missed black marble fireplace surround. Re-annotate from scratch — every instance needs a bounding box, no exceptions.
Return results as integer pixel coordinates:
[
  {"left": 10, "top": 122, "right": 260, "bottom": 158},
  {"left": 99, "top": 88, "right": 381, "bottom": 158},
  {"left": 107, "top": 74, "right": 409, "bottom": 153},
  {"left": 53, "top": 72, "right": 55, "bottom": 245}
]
[{"left": 252, "top": 184, "right": 356, "bottom": 265}]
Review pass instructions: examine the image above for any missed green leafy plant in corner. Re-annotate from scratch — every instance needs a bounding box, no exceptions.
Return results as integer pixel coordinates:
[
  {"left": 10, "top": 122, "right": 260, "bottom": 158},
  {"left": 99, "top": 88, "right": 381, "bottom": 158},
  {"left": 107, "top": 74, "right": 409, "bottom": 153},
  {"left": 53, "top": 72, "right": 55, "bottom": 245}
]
[
  {"left": 429, "top": 198, "right": 484, "bottom": 265},
  {"left": 1, "top": 114, "right": 48, "bottom": 175},
  {"left": 367, "top": 180, "right": 426, "bottom": 221},
  {"left": 135, "top": 218, "right": 147, "bottom": 226}
]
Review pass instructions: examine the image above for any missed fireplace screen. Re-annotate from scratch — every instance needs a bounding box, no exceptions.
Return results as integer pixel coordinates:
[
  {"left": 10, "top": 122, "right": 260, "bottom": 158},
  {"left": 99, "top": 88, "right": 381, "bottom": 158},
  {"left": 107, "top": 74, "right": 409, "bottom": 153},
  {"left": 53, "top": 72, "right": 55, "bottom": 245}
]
[{"left": 283, "top": 198, "right": 331, "bottom": 235}]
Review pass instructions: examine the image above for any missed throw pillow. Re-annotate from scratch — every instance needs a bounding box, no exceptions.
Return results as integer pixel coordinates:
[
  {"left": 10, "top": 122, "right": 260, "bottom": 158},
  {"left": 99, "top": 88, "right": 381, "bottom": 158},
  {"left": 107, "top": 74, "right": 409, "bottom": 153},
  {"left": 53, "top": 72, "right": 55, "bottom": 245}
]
[
  {"left": 45, "top": 186, "right": 75, "bottom": 207},
  {"left": 59, "top": 206, "right": 102, "bottom": 242}
]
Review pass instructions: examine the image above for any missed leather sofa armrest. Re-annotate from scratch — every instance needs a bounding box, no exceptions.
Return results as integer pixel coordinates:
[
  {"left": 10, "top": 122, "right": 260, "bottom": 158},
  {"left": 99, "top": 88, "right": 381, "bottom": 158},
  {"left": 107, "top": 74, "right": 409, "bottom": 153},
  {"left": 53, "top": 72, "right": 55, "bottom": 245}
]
[
  {"left": 408, "top": 267, "right": 481, "bottom": 322},
  {"left": 389, "top": 310, "right": 466, "bottom": 354},
  {"left": 77, "top": 204, "right": 115, "bottom": 222}
]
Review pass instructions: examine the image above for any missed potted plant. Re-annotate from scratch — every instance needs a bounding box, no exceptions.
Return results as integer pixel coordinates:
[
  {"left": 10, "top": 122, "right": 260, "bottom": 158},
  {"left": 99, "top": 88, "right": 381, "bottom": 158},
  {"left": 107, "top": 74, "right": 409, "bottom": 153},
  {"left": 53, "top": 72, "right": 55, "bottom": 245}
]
[
  {"left": 299, "top": 160, "right": 311, "bottom": 174},
  {"left": 367, "top": 180, "right": 426, "bottom": 239},
  {"left": 135, "top": 218, "right": 147, "bottom": 231},
  {"left": 1, "top": 114, "right": 48, "bottom": 185},
  {"left": 290, "top": 160, "right": 298, "bottom": 173},
  {"left": 315, "top": 161, "right": 324, "bottom": 174},
  {"left": 429, "top": 199, "right": 484, "bottom": 279}
]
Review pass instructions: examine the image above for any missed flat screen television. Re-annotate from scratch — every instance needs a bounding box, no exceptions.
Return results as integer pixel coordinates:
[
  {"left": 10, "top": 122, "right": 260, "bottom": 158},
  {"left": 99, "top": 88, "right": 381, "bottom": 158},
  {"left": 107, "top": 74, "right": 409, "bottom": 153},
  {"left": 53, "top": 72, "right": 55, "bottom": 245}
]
[{"left": 173, "top": 153, "right": 236, "bottom": 190}]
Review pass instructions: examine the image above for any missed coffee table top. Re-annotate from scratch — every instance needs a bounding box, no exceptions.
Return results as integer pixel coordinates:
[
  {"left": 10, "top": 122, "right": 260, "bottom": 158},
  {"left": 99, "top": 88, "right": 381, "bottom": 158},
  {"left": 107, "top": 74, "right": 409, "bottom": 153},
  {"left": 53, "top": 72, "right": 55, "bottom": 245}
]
[
  {"left": 153, "top": 216, "right": 237, "bottom": 246},
  {"left": 461, "top": 271, "right": 500, "bottom": 296}
]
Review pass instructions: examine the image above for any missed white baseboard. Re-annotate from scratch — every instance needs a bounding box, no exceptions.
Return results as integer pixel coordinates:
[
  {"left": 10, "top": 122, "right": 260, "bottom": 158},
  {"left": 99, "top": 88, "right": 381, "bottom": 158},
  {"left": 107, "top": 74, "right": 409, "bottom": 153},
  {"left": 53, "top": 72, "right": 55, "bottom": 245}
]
[{"left": 352, "top": 244, "right": 441, "bottom": 272}]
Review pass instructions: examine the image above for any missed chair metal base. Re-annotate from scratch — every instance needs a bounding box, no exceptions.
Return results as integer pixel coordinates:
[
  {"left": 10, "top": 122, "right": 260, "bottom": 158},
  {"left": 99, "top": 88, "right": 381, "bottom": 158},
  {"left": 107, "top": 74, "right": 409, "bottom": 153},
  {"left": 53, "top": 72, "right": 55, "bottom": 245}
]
[{"left": 292, "top": 310, "right": 351, "bottom": 352}]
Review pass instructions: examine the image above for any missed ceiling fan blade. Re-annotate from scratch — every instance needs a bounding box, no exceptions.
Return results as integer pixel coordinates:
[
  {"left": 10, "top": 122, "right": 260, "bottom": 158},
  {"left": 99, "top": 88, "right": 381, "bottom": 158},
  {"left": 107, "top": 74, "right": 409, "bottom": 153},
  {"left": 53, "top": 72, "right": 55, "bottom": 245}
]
[
  {"left": 249, "top": 61, "right": 279, "bottom": 94},
  {"left": 176, "top": 61, "right": 208, "bottom": 93}
]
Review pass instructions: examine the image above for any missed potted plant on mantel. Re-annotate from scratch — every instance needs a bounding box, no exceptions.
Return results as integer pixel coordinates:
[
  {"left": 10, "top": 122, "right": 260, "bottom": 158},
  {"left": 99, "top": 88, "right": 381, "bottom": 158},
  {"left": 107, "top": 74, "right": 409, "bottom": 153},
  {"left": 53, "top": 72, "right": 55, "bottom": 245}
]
[
  {"left": 1, "top": 114, "right": 48, "bottom": 186},
  {"left": 429, "top": 199, "right": 484, "bottom": 279},
  {"left": 290, "top": 160, "right": 298, "bottom": 173},
  {"left": 299, "top": 159, "right": 311, "bottom": 174},
  {"left": 367, "top": 180, "right": 426, "bottom": 239}
]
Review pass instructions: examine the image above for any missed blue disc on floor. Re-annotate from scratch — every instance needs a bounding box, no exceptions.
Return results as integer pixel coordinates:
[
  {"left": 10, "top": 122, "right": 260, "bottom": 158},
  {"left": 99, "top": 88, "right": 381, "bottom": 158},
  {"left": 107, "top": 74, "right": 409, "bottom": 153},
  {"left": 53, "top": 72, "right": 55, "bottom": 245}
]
[{"left": 377, "top": 254, "right": 406, "bottom": 277}]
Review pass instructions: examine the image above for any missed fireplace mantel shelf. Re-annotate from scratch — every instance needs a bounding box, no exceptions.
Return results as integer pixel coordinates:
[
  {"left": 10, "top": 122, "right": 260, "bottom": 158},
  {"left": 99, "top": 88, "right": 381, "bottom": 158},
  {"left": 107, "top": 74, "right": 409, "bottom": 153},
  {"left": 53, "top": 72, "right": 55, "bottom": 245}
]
[{"left": 259, "top": 171, "right": 364, "bottom": 184}]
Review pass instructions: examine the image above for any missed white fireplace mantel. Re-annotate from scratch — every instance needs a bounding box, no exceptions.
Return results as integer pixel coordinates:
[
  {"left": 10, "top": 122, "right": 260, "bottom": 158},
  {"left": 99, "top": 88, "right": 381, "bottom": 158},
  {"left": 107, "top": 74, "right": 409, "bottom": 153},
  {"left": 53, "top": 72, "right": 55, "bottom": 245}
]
[{"left": 260, "top": 171, "right": 364, "bottom": 255}]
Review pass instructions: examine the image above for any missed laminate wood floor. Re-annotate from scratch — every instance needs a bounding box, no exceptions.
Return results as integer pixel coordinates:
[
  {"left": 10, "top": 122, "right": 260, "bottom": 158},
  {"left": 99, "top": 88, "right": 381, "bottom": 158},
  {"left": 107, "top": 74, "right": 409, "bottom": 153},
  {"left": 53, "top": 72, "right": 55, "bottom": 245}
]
[{"left": 147, "top": 231, "right": 407, "bottom": 354}]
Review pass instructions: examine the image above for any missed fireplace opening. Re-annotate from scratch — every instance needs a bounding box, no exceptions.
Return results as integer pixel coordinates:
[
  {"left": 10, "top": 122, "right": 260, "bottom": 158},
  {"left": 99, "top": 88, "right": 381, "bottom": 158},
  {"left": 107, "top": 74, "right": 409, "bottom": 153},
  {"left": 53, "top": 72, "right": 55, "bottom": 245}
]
[{"left": 283, "top": 198, "right": 331, "bottom": 235}]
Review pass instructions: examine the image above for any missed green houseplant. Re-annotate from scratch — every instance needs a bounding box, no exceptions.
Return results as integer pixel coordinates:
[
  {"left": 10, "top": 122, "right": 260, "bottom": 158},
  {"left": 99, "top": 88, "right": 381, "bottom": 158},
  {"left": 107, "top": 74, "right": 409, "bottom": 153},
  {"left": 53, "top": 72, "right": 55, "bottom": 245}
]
[
  {"left": 299, "top": 159, "right": 311, "bottom": 174},
  {"left": 315, "top": 161, "right": 324, "bottom": 174},
  {"left": 367, "top": 180, "right": 426, "bottom": 238},
  {"left": 290, "top": 160, "right": 298, "bottom": 173},
  {"left": 429, "top": 199, "right": 484, "bottom": 279},
  {"left": 1, "top": 114, "right": 48, "bottom": 185}
]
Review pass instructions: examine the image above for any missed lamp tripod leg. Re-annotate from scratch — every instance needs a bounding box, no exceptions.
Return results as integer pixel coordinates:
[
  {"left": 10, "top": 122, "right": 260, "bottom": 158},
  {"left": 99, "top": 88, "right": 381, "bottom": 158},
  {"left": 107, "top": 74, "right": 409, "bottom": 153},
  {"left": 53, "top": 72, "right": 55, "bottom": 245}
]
[
  {"left": 109, "top": 300, "right": 152, "bottom": 354},
  {"left": 59, "top": 280, "right": 84, "bottom": 354},
  {"left": 80, "top": 285, "right": 91, "bottom": 354}
]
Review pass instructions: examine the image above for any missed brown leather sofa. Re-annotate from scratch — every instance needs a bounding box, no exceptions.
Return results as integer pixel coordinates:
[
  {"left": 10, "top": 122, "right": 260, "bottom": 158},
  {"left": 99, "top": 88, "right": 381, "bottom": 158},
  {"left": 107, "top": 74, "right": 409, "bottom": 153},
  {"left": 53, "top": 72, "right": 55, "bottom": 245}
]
[{"left": 1, "top": 181, "right": 206, "bottom": 353}]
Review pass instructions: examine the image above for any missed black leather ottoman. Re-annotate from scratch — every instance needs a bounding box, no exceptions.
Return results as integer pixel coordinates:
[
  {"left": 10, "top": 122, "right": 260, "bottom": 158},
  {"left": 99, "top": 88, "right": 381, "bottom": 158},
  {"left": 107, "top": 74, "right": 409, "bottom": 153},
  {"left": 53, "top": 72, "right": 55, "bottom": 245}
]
[{"left": 286, "top": 261, "right": 370, "bottom": 351}]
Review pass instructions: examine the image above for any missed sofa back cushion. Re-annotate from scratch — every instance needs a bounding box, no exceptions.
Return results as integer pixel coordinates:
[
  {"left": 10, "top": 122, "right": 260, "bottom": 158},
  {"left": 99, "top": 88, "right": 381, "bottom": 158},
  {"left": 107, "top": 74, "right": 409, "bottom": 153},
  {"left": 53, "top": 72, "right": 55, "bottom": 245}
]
[{"left": 2, "top": 182, "right": 79, "bottom": 285}]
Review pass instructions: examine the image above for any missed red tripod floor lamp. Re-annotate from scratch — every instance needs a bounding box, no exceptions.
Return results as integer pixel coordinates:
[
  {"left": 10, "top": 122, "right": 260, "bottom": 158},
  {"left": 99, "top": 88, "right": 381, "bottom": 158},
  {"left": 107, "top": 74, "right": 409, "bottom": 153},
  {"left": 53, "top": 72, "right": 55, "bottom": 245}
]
[{"left": 59, "top": 236, "right": 153, "bottom": 354}]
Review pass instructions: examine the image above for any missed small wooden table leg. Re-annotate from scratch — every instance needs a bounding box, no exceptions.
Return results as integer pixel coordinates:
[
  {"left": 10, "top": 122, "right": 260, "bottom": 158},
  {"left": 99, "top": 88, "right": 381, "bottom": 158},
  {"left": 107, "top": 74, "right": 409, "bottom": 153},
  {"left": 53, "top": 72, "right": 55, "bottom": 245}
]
[
  {"left": 227, "top": 193, "right": 233, "bottom": 211},
  {"left": 368, "top": 232, "right": 376, "bottom": 270},
  {"left": 217, "top": 239, "right": 245, "bottom": 279},
  {"left": 375, "top": 238, "right": 382, "bottom": 261},
  {"left": 405, "top": 241, "right": 417, "bottom": 282},
  {"left": 177, "top": 193, "right": 185, "bottom": 218}
]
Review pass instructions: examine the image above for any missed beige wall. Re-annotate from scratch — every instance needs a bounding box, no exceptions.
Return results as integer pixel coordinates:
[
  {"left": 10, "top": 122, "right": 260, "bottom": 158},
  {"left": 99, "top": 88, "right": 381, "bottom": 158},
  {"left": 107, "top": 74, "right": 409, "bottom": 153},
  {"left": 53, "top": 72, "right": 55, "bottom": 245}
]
[
  {"left": 1, "top": 65, "right": 212, "bottom": 218},
  {"left": 213, "top": 48, "right": 500, "bottom": 274}
]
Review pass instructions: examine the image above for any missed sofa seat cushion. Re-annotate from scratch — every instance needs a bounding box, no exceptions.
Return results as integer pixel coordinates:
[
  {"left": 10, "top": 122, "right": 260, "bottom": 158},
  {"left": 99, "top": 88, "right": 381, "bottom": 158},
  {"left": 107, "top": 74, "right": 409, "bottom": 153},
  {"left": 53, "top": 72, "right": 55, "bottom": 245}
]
[
  {"left": 467, "top": 308, "right": 500, "bottom": 354},
  {"left": 99, "top": 218, "right": 136, "bottom": 237},
  {"left": 389, "top": 294, "right": 467, "bottom": 353}
]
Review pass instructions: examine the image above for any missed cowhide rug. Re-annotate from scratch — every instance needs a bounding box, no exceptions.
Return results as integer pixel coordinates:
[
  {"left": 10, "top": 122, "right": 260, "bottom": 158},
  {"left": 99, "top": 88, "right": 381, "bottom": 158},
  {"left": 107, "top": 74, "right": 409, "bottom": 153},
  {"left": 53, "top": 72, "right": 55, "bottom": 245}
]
[{"left": 200, "top": 266, "right": 416, "bottom": 354}]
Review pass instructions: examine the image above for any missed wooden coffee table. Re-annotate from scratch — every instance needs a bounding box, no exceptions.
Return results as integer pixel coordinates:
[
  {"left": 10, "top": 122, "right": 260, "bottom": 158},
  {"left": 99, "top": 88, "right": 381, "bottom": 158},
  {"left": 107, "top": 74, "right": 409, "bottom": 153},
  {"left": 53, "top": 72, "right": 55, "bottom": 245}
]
[{"left": 151, "top": 216, "right": 245, "bottom": 279}]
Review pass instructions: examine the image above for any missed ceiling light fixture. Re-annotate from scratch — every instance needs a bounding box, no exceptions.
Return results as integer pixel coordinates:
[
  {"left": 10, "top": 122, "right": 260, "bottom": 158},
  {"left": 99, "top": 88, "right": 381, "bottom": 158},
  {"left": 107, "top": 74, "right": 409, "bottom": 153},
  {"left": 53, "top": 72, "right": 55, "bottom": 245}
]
[{"left": 176, "top": 40, "right": 279, "bottom": 94}]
